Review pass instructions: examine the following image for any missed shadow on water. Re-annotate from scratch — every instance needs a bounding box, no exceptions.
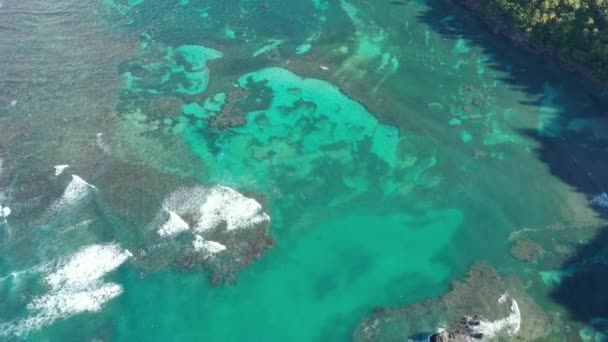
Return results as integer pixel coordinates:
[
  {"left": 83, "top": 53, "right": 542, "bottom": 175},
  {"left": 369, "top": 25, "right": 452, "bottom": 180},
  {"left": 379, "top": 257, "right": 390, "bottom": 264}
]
[
  {"left": 417, "top": 0, "right": 608, "bottom": 105},
  {"left": 523, "top": 128, "right": 608, "bottom": 323},
  {"left": 418, "top": 0, "right": 608, "bottom": 326}
]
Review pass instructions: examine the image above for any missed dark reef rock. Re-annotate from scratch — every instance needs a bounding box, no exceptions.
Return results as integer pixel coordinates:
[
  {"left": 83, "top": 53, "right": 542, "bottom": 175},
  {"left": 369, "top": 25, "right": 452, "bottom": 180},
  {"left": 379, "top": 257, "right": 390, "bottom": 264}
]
[
  {"left": 511, "top": 240, "right": 543, "bottom": 262},
  {"left": 209, "top": 89, "right": 249, "bottom": 130},
  {"left": 143, "top": 186, "right": 275, "bottom": 285},
  {"left": 193, "top": 222, "right": 275, "bottom": 285},
  {"left": 429, "top": 330, "right": 452, "bottom": 342},
  {"left": 209, "top": 114, "right": 246, "bottom": 130},
  {"left": 175, "top": 253, "right": 195, "bottom": 269}
]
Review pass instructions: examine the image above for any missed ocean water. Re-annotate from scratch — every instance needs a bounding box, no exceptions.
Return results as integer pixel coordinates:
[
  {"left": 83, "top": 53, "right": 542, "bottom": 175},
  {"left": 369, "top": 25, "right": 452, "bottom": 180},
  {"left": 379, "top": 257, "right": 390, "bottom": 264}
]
[{"left": 1, "top": 0, "right": 608, "bottom": 341}]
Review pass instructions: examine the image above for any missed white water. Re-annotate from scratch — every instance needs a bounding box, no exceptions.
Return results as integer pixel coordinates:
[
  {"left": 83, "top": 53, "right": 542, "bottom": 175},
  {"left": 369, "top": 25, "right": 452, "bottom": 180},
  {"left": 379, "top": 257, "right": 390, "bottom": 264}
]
[
  {"left": 0, "top": 244, "right": 131, "bottom": 337},
  {"left": 54, "top": 165, "right": 69, "bottom": 176},
  {"left": 61, "top": 175, "right": 96, "bottom": 204},
  {"left": 44, "top": 244, "right": 131, "bottom": 291},
  {"left": 154, "top": 185, "right": 269, "bottom": 265},
  {"left": 159, "top": 185, "right": 270, "bottom": 240},
  {"left": 158, "top": 210, "right": 190, "bottom": 237},
  {"left": 193, "top": 235, "right": 226, "bottom": 258},
  {"left": 193, "top": 186, "right": 270, "bottom": 232},
  {"left": 0, "top": 205, "right": 10, "bottom": 219},
  {"left": 592, "top": 193, "right": 608, "bottom": 208},
  {"left": 47, "top": 175, "right": 96, "bottom": 215},
  {"left": 26, "top": 282, "right": 124, "bottom": 322},
  {"left": 469, "top": 295, "right": 521, "bottom": 339}
]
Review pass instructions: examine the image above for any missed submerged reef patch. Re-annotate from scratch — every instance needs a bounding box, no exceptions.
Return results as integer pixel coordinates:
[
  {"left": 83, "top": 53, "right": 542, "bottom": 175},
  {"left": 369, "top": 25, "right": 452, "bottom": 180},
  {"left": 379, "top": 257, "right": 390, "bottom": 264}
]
[
  {"left": 122, "top": 42, "right": 223, "bottom": 96},
  {"left": 183, "top": 67, "right": 440, "bottom": 201},
  {"left": 511, "top": 240, "right": 543, "bottom": 263}
]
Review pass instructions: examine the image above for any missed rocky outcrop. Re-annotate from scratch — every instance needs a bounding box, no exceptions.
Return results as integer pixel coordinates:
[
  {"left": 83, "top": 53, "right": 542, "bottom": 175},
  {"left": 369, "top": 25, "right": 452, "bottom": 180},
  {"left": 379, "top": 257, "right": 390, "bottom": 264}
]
[
  {"left": 355, "top": 262, "right": 560, "bottom": 341},
  {"left": 145, "top": 185, "right": 275, "bottom": 285}
]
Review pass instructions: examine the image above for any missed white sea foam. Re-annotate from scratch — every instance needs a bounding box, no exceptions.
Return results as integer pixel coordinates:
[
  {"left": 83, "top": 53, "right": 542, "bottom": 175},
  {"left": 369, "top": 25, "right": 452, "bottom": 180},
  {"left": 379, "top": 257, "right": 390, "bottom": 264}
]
[
  {"left": 26, "top": 282, "right": 123, "bottom": 322},
  {"left": 62, "top": 175, "right": 96, "bottom": 203},
  {"left": 193, "top": 235, "right": 226, "bottom": 258},
  {"left": 44, "top": 244, "right": 131, "bottom": 291},
  {"left": 591, "top": 193, "right": 608, "bottom": 208},
  {"left": 498, "top": 292, "right": 508, "bottom": 304},
  {"left": 157, "top": 210, "right": 190, "bottom": 237},
  {"left": 163, "top": 187, "right": 207, "bottom": 216},
  {"left": 47, "top": 175, "right": 96, "bottom": 214},
  {"left": 0, "top": 244, "right": 131, "bottom": 337},
  {"left": 194, "top": 186, "right": 270, "bottom": 232},
  {"left": 160, "top": 185, "right": 270, "bottom": 233},
  {"left": 470, "top": 296, "right": 521, "bottom": 338},
  {"left": 96, "top": 132, "right": 111, "bottom": 154},
  {"left": 157, "top": 186, "right": 269, "bottom": 259},
  {"left": 54, "top": 164, "right": 69, "bottom": 176},
  {"left": 0, "top": 205, "right": 10, "bottom": 219},
  {"left": 0, "top": 283, "right": 124, "bottom": 337}
]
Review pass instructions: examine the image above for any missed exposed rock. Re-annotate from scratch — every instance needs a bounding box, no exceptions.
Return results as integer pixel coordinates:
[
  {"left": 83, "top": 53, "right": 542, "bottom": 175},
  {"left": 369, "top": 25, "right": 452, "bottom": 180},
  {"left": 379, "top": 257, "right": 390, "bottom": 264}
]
[
  {"left": 355, "top": 262, "right": 558, "bottom": 341},
  {"left": 149, "top": 185, "right": 274, "bottom": 285},
  {"left": 429, "top": 330, "right": 457, "bottom": 342},
  {"left": 199, "top": 225, "right": 275, "bottom": 286}
]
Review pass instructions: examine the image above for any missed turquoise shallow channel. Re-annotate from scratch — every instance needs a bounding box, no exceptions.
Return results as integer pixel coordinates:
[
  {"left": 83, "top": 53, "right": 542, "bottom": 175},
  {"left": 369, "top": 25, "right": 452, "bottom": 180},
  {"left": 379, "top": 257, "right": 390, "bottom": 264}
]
[{"left": 1, "top": 0, "right": 608, "bottom": 341}]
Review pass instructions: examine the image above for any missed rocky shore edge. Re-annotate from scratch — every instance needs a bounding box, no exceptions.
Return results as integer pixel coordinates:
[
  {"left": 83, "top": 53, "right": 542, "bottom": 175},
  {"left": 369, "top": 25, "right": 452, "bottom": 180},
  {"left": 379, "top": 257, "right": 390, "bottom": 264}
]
[{"left": 446, "top": 0, "right": 608, "bottom": 100}]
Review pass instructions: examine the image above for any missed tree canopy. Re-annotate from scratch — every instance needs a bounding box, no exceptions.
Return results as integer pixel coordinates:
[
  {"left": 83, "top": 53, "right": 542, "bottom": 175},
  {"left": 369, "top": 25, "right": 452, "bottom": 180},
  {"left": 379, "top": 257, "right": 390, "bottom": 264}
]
[{"left": 475, "top": 0, "right": 608, "bottom": 81}]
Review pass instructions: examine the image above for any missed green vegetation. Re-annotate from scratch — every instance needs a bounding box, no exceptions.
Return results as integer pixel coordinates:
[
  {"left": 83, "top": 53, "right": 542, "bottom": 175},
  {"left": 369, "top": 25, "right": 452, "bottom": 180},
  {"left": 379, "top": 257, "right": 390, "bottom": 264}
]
[{"left": 467, "top": 0, "right": 608, "bottom": 81}]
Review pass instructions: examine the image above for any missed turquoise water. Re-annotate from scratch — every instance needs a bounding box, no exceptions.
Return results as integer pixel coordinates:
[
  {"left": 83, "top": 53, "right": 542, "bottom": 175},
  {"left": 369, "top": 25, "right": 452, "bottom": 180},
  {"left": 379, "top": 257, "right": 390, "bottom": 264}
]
[{"left": 1, "top": 0, "right": 608, "bottom": 340}]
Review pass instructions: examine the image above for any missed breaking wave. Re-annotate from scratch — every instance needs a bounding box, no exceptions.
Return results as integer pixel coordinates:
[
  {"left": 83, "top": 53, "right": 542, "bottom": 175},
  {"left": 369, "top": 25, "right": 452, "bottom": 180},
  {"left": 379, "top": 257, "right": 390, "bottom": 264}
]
[
  {"left": 0, "top": 244, "right": 131, "bottom": 337},
  {"left": 46, "top": 175, "right": 96, "bottom": 216},
  {"left": 157, "top": 210, "right": 190, "bottom": 237},
  {"left": 193, "top": 186, "right": 270, "bottom": 232},
  {"left": 53, "top": 165, "right": 69, "bottom": 176},
  {"left": 470, "top": 293, "right": 521, "bottom": 338},
  {"left": 159, "top": 185, "right": 270, "bottom": 234},
  {"left": 193, "top": 235, "right": 226, "bottom": 258}
]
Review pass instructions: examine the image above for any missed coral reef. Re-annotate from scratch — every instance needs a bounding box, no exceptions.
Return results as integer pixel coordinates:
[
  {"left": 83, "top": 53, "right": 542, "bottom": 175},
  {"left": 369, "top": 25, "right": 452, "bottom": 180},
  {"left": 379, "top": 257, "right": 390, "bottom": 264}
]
[{"left": 511, "top": 240, "right": 543, "bottom": 263}]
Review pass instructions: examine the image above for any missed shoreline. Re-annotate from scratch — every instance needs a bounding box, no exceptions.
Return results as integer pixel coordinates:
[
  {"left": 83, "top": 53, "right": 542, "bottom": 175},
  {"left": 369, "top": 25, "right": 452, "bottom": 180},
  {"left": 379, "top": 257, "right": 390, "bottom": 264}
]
[{"left": 446, "top": 0, "right": 608, "bottom": 101}]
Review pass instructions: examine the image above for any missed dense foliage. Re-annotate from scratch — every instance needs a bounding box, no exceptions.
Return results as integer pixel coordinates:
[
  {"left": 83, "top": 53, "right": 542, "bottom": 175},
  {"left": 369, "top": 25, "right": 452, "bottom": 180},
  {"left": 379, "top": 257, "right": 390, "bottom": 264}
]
[{"left": 473, "top": 0, "right": 608, "bottom": 81}]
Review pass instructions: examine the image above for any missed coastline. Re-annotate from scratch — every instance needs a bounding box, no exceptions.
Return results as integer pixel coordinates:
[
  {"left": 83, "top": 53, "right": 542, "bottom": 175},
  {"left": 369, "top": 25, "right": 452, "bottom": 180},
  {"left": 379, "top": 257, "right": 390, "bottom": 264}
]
[{"left": 446, "top": 0, "right": 608, "bottom": 100}]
